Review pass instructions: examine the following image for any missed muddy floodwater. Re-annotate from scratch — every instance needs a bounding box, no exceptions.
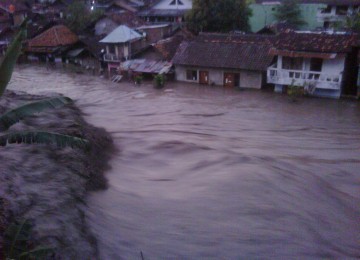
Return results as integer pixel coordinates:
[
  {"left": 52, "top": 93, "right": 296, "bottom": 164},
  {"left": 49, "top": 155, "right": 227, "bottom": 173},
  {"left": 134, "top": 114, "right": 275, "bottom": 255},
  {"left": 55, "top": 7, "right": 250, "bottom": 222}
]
[{"left": 10, "top": 65, "right": 360, "bottom": 259}]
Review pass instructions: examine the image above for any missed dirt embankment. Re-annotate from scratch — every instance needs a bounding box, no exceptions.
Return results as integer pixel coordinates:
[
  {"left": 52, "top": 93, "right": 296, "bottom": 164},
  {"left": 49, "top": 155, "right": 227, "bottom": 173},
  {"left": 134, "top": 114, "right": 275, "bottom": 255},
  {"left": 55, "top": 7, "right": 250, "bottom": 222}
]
[{"left": 0, "top": 90, "right": 115, "bottom": 259}]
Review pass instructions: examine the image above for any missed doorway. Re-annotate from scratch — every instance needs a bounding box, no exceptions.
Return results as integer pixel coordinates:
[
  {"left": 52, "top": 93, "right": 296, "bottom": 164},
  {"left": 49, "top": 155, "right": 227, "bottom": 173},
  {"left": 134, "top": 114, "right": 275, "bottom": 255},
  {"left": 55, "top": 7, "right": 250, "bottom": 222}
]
[
  {"left": 199, "top": 71, "right": 209, "bottom": 84},
  {"left": 224, "top": 73, "right": 240, "bottom": 87}
]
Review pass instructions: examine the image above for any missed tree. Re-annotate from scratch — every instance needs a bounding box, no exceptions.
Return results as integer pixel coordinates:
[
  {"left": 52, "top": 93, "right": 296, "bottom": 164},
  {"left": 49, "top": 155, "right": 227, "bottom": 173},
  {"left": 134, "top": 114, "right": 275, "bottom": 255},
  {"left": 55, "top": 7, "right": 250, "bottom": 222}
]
[
  {"left": 186, "top": 0, "right": 252, "bottom": 33},
  {"left": 274, "top": 0, "right": 306, "bottom": 28},
  {"left": 65, "top": 1, "right": 103, "bottom": 33},
  {"left": 345, "top": 12, "right": 360, "bottom": 32},
  {"left": 0, "top": 21, "right": 88, "bottom": 149}
]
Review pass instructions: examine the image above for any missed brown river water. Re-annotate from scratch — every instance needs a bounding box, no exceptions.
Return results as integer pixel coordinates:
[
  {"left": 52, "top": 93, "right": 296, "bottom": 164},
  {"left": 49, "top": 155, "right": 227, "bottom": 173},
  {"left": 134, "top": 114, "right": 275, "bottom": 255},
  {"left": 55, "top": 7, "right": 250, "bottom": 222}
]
[{"left": 9, "top": 65, "right": 360, "bottom": 259}]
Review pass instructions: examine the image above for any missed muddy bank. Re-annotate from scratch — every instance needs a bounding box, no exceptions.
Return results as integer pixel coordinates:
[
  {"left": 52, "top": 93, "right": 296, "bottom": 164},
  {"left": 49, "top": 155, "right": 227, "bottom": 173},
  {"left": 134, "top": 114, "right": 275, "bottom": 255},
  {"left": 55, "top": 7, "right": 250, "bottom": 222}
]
[{"left": 0, "top": 90, "right": 115, "bottom": 259}]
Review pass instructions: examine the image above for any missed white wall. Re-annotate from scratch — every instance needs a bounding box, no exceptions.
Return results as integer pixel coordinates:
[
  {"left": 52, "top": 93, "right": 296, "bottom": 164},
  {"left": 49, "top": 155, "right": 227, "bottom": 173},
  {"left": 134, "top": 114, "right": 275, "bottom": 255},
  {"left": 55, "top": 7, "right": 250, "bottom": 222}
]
[
  {"left": 175, "top": 65, "right": 263, "bottom": 89},
  {"left": 322, "top": 54, "right": 345, "bottom": 74},
  {"left": 278, "top": 55, "right": 345, "bottom": 74},
  {"left": 153, "top": 0, "right": 192, "bottom": 10}
]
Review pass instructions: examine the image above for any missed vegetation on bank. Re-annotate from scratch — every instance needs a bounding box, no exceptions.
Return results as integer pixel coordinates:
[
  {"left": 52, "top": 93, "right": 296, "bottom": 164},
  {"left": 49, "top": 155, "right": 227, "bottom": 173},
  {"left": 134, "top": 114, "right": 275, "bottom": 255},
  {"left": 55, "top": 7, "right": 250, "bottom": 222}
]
[
  {"left": 0, "top": 19, "right": 114, "bottom": 259},
  {"left": 0, "top": 20, "right": 88, "bottom": 149}
]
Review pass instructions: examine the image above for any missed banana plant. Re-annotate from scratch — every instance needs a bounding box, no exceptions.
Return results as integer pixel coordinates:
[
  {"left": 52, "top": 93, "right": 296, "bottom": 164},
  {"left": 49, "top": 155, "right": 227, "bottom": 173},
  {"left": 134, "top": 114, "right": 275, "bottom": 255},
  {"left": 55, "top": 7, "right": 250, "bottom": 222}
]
[
  {"left": 0, "top": 20, "right": 89, "bottom": 149},
  {"left": 4, "top": 219, "right": 54, "bottom": 259}
]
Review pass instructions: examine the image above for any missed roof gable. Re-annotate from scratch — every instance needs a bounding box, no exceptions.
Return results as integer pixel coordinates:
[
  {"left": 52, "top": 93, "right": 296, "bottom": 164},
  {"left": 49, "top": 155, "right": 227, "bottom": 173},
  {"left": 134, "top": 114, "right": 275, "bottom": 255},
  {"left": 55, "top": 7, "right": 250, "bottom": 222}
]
[
  {"left": 28, "top": 25, "right": 78, "bottom": 47},
  {"left": 100, "top": 25, "right": 143, "bottom": 43}
]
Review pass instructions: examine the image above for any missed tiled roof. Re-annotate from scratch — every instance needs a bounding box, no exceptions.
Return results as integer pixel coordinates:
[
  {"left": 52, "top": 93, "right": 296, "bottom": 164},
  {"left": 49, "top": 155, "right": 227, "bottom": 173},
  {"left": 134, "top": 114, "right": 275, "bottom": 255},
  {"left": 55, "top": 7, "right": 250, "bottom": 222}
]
[
  {"left": 172, "top": 33, "right": 274, "bottom": 71},
  {"left": 272, "top": 31, "right": 359, "bottom": 53},
  {"left": 154, "top": 34, "right": 185, "bottom": 61},
  {"left": 27, "top": 25, "right": 78, "bottom": 47},
  {"left": 100, "top": 25, "right": 143, "bottom": 43}
]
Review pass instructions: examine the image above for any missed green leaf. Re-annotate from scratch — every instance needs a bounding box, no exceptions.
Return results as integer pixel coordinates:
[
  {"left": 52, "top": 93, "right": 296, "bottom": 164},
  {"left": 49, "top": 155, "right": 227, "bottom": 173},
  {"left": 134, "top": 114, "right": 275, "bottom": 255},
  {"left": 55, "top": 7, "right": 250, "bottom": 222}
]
[
  {"left": 0, "top": 18, "right": 28, "bottom": 97},
  {"left": 0, "top": 131, "right": 89, "bottom": 150},
  {"left": 0, "top": 96, "right": 73, "bottom": 131},
  {"left": 19, "top": 246, "right": 54, "bottom": 259},
  {"left": 5, "top": 219, "right": 32, "bottom": 258}
]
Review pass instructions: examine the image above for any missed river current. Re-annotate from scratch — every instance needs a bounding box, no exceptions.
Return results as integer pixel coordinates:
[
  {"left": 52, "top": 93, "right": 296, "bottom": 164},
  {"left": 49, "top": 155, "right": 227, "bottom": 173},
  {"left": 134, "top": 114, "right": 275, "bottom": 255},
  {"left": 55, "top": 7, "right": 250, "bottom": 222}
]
[{"left": 9, "top": 65, "right": 360, "bottom": 259}]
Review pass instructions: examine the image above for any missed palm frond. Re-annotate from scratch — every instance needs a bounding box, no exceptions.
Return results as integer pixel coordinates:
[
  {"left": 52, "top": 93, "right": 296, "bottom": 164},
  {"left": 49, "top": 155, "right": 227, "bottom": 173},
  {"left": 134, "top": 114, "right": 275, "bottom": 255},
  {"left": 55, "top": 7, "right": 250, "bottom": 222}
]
[
  {"left": 0, "top": 131, "right": 89, "bottom": 150},
  {"left": 4, "top": 219, "right": 32, "bottom": 259},
  {"left": 0, "top": 19, "right": 27, "bottom": 97},
  {"left": 0, "top": 96, "right": 73, "bottom": 131}
]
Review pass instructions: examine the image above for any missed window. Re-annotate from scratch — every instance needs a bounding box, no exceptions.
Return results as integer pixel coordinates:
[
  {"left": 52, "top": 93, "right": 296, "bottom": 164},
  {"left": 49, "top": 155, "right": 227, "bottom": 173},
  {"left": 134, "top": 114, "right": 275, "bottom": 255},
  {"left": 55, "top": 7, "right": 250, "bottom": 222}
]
[
  {"left": 310, "top": 58, "right": 323, "bottom": 72},
  {"left": 321, "top": 5, "right": 332, "bottom": 14},
  {"left": 170, "top": 0, "right": 183, "bottom": 5},
  {"left": 108, "top": 44, "right": 115, "bottom": 54},
  {"left": 336, "top": 5, "right": 348, "bottom": 15},
  {"left": 282, "top": 57, "right": 303, "bottom": 70},
  {"left": 186, "top": 70, "right": 197, "bottom": 81}
]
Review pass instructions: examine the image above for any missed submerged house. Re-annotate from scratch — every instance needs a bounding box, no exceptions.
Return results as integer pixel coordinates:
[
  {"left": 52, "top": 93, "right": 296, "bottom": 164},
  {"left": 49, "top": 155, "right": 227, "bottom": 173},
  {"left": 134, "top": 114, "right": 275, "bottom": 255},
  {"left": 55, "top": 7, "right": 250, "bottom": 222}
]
[
  {"left": 172, "top": 33, "right": 274, "bottom": 88},
  {"left": 267, "top": 31, "right": 359, "bottom": 98},
  {"left": 25, "top": 25, "right": 78, "bottom": 62},
  {"left": 99, "top": 24, "right": 145, "bottom": 74}
]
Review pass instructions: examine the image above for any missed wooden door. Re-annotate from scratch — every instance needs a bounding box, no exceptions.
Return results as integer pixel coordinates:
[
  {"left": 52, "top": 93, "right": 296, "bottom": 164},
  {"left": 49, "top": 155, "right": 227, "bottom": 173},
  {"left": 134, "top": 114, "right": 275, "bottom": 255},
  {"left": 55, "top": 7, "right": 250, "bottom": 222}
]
[
  {"left": 199, "top": 71, "right": 209, "bottom": 84},
  {"left": 224, "top": 73, "right": 235, "bottom": 87}
]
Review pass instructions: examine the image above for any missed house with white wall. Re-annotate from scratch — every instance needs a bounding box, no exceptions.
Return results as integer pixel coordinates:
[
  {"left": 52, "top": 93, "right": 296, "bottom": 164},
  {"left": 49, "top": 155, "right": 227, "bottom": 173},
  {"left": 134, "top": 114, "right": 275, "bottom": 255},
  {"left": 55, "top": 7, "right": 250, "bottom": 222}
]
[
  {"left": 267, "top": 31, "right": 359, "bottom": 98},
  {"left": 138, "top": 0, "right": 192, "bottom": 24},
  {"left": 100, "top": 25, "right": 145, "bottom": 74}
]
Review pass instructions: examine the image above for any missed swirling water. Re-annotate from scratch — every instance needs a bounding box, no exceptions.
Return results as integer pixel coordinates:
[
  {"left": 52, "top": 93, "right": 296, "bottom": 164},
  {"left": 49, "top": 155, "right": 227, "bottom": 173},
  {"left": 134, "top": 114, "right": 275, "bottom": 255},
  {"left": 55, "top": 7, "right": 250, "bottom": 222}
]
[{"left": 10, "top": 65, "right": 360, "bottom": 259}]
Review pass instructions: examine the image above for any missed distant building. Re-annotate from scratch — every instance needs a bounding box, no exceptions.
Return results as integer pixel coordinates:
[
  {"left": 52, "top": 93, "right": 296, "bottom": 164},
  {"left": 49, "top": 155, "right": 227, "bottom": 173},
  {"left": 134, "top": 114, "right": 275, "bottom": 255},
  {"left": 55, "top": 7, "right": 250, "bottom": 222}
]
[
  {"left": 249, "top": 0, "right": 326, "bottom": 32},
  {"left": 316, "top": 0, "right": 360, "bottom": 29},
  {"left": 138, "top": 0, "right": 192, "bottom": 24}
]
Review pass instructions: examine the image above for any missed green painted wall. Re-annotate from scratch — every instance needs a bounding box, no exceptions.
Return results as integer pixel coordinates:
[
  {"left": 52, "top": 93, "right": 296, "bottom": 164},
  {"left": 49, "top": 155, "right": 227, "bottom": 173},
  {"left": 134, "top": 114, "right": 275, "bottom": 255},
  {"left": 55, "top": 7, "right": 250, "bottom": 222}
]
[{"left": 249, "top": 3, "right": 327, "bottom": 32}]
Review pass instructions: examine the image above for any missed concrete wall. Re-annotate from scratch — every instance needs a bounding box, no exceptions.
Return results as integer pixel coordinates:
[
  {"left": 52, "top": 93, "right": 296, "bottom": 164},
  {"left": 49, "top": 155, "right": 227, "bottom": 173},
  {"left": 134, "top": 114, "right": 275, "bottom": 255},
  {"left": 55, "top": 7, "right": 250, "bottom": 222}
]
[
  {"left": 175, "top": 65, "right": 263, "bottom": 89},
  {"left": 240, "top": 70, "right": 262, "bottom": 89},
  {"left": 278, "top": 55, "right": 345, "bottom": 74},
  {"left": 249, "top": 3, "right": 326, "bottom": 32}
]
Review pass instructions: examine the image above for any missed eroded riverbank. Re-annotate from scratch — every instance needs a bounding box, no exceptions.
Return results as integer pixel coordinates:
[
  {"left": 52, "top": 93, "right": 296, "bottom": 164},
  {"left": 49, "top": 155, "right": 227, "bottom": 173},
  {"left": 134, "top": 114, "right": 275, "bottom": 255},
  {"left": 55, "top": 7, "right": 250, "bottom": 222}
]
[
  {"left": 0, "top": 90, "right": 114, "bottom": 259},
  {"left": 7, "top": 64, "right": 360, "bottom": 259}
]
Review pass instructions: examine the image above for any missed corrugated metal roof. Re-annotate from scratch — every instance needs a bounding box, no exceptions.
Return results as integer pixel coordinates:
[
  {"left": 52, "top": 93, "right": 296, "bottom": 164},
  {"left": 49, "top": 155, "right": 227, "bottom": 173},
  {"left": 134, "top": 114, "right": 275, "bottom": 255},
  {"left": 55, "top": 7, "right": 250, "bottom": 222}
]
[
  {"left": 100, "top": 25, "right": 143, "bottom": 43},
  {"left": 120, "top": 59, "right": 172, "bottom": 74}
]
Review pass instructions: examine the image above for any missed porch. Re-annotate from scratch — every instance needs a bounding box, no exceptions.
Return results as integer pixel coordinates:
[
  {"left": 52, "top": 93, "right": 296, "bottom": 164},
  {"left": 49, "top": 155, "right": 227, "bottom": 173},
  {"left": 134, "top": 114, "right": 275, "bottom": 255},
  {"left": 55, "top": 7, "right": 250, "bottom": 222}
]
[
  {"left": 103, "top": 53, "right": 122, "bottom": 62},
  {"left": 267, "top": 65, "right": 342, "bottom": 90}
]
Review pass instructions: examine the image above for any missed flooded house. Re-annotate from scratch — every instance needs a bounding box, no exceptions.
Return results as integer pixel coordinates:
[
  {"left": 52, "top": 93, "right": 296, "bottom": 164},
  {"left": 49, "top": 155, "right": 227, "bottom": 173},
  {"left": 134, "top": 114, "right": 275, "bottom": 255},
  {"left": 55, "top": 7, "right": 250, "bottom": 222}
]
[
  {"left": 65, "top": 36, "right": 104, "bottom": 72},
  {"left": 172, "top": 33, "right": 274, "bottom": 89},
  {"left": 267, "top": 31, "right": 359, "bottom": 98},
  {"left": 99, "top": 24, "right": 145, "bottom": 74},
  {"left": 25, "top": 24, "right": 78, "bottom": 62}
]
